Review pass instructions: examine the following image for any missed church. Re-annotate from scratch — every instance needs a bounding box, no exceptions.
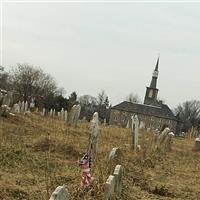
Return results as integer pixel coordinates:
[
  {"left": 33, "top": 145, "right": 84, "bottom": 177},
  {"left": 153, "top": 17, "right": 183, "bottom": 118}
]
[{"left": 109, "top": 58, "right": 182, "bottom": 135}]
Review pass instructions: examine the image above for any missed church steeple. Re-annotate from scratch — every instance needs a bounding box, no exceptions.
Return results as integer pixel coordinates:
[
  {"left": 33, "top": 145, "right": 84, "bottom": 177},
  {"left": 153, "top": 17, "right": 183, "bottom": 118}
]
[
  {"left": 150, "top": 56, "right": 159, "bottom": 88},
  {"left": 144, "top": 57, "right": 161, "bottom": 107}
]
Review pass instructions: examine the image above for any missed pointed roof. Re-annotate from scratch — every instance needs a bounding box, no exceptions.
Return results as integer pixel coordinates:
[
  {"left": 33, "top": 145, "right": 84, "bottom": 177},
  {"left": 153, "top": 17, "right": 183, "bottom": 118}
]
[{"left": 155, "top": 56, "right": 159, "bottom": 71}]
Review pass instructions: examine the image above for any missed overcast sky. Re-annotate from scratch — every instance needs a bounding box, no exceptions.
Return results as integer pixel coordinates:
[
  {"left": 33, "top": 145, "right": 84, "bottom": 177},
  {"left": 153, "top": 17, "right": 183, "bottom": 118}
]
[{"left": 1, "top": 1, "right": 200, "bottom": 108}]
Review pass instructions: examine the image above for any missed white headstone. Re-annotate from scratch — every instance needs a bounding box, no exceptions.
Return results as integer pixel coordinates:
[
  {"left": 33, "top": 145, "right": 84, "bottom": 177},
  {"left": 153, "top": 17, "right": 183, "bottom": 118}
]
[
  {"left": 24, "top": 101, "right": 28, "bottom": 112},
  {"left": 57, "top": 112, "right": 61, "bottom": 118},
  {"left": 13, "top": 103, "right": 20, "bottom": 113},
  {"left": 49, "top": 186, "right": 69, "bottom": 200},
  {"left": 108, "top": 147, "right": 121, "bottom": 161},
  {"left": 90, "top": 112, "right": 99, "bottom": 156},
  {"left": 113, "top": 165, "right": 123, "bottom": 196},
  {"left": 64, "top": 110, "right": 68, "bottom": 121},
  {"left": 131, "top": 114, "right": 139, "bottom": 152},
  {"left": 105, "top": 175, "right": 115, "bottom": 200},
  {"left": 49, "top": 109, "right": 53, "bottom": 117},
  {"left": 42, "top": 108, "right": 46, "bottom": 116},
  {"left": 53, "top": 109, "right": 55, "bottom": 117},
  {"left": 21, "top": 101, "right": 25, "bottom": 113},
  {"left": 61, "top": 108, "right": 64, "bottom": 120}
]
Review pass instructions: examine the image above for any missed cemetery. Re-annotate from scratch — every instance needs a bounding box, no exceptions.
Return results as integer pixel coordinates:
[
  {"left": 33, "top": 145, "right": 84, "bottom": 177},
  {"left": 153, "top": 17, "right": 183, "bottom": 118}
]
[{"left": 1, "top": 106, "right": 200, "bottom": 199}]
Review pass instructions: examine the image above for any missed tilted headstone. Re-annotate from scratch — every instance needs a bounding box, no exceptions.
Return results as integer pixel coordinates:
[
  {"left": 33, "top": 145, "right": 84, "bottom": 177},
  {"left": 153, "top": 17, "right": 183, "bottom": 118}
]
[
  {"left": 89, "top": 112, "right": 99, "bottom": 156},
  {"left": 49, "top": 186, "right": 69, "bottom": 200},
  {"left": 126, "top": 120, "right": 129, "bottom": 129},
  {"left": 64, "top": 110, "right": 68, "bottom": 121},
  {"left": 104, "top": 175, "right": 115, "bottom": 200},
  {"left": 108, "top": 147, "right": 121, "bottom": 161},
  {"left": 158, "top": 127, "right": 170, "bottom": 145},
  {"left": 113, "top": 165, "right": 123, "bottom": 197},
  {"left": 131, "top": 114, "right": 139, "bottom": 152}
]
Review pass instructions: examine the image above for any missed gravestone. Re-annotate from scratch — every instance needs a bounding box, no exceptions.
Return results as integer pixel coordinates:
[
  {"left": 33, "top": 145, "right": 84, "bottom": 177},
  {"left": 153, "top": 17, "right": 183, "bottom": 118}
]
[
  {"left": 57, "top": 112, "right": 61, "bottom": 118},
  {"left": 24, "top": 101, "right": 28, "bottom": 112},
  {"left": 42, "top": 108, "right": 46, "bottom": 116},
  {"left": 108, "top": 147, "right": 121, "bottom": 161},
  {"left": 49, "top": 186, "right": 69, "bottom": 200},
  {"left": 195, "top": 138, "right": 200, "bottom": 150},
  {"left": 89, "top": 112, "right": 99, "bottom": 156},
  {"left": 126, "top": 120, "right": 129, "bottom": 128},
  {"left": 61, "top": 108, "right": 64, "bottom": 120},
  {"left": 0, "top": 105, "right": 11, "bottom": 117},
  {"left": 131, "top": 114, "right": 139, "bottom": 152},
  {"left": 64, "top": 110, "right": 68, "bottom": 121},
  {"left": 158, "top": 127, "right": 170, "bottom": 145},
  {"left": 18, "top": 101, "right": 22, "bottom": 113},
  {"left": 113, "top": 165, "right": 123, "bottom": 197},
  {"left": 21, "top": 101, "right": 25, "bottom": 113},
  {"left": 49, "top": 109, "right": 53, "bottom": 117},
  {"left": 74, "top": 104, "right": 81, "bottom": 125},
  {"left": 13, "top": 103, "right": 20, "bottom": 113},
  {"left": 53, "top": 109, "right": 55, "bottom": 117},
  {"left": 165, "top": 132, "right": 174, "bottom": 151},
  {"left": 104, "top": 175, "right": 115, "bottom": 200},
  {"left": 2, "top": 91, "right": 13, "bottom": 107}
]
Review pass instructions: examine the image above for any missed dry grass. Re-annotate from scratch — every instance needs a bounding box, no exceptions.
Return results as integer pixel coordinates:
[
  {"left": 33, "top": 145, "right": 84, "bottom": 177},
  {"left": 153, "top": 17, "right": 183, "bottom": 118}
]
[{"left": 0, "top": 114, "right": 200, "bottom": 200}]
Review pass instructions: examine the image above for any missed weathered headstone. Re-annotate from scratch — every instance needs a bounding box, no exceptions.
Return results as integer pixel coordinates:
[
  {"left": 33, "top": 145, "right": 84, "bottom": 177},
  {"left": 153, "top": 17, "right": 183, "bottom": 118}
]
[
  {"left": 113, "top": 165, "right": 123, "bottom": 197},
  {"left": 165, "top": 132, "right": 174, "bottom": 151},
  {"left": 49, "top": 109, "right": 53, "bottom": 117},
  {"left": 13, "top": 103, "right": 20, "bottom": 113},
  {"left": 131, "top": 114, "right": 139, "bottom": 152},
  {"left": 24, "top": 101, "right": 28, "bottom": 112},
  {"left": 49, "top": 186, "right": 69, "bottom": 200},
  {"left": 89, "top": 112, "right": 99, "bottom": 156},
  {"left": 104, "top": 175, "right": 115, "bottom": 200},
  {"left": 195, "top": 138, "right": 200, "bottom": 150},
  {"left": 126, "top": 120, "right": 129, "bottom": 128},
  {"left": 57, "top": 112, "right": 61, "bottom": 118},
  {"left": 74, "top": 104, "right": 81, "bottom": 125},
  {"left": 42, "top": 108, "right": 46, "bottom": 116},
  {"left": 61, "top": 108, "right": 64, "bottom": 120},
  {"left": 64, "top": 110, "right": 68, "bottom": 121},
  {"left": 21, "top": 101, "right": 25, "bottom": 113},
  {"left": 108, "top": 147, "right": 121, "bottom": 161},
  {"left": 53, "top": 109, "right": 55, "bottom": 117},
  {"left": 2, "top": 91, "right": 13, "bottom": 107},
  {"left": 0, "top": 105, "right": 11, "bottom": 117}
]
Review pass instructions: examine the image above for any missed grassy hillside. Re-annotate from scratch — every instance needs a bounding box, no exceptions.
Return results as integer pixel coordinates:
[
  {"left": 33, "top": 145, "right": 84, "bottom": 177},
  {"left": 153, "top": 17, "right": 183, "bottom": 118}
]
[{"left": 0, "top": 114, "right": 200, "bottom": 200}]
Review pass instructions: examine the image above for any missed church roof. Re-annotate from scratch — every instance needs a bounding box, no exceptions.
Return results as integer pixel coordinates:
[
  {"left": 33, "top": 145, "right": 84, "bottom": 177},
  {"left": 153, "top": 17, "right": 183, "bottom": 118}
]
[{"left": 111, "top": 101, "right": 177, "bottom": 121}]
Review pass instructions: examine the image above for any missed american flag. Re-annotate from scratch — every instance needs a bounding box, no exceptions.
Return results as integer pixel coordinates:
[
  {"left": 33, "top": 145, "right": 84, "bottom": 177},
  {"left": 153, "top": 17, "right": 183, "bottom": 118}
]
[{"left": 79, "top": 151, "right": 93, "bottom": 189}]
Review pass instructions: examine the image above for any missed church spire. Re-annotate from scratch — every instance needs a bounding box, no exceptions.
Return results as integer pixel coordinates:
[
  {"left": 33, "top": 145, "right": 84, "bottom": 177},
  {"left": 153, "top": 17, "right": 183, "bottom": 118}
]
[
  {"left": 144, "top": 57, "right": 160, "bottom": 106},
  {"left": 150, "top": 56, "right": 159, "bottom": 88}
]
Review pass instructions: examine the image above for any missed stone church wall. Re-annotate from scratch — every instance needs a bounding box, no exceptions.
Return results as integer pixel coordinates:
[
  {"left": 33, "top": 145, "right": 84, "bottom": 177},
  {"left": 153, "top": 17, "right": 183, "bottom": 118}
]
[{"left": 109, "top": 109, "right": 177, "bottom": 133}]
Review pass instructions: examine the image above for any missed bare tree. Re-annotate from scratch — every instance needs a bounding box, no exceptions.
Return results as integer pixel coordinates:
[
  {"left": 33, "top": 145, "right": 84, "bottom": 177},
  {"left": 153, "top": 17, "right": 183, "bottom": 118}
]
[
  {"left": 9, "top": 63, "right": 57, "bottom": 101},
  {"left": 126, "top": 93, "right": 141, "bottom": 103},
  {"left": 174, "top": 100, "right": 200, "bottom": 132}
]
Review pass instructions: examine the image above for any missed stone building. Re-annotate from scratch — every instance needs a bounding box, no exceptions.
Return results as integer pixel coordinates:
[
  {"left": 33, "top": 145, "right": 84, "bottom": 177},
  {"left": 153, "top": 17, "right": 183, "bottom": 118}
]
[{"left": 109, "top": 57, "right": 182, "bottom": 134}]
